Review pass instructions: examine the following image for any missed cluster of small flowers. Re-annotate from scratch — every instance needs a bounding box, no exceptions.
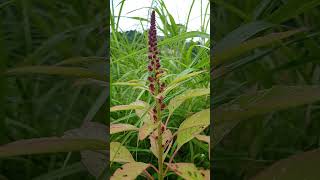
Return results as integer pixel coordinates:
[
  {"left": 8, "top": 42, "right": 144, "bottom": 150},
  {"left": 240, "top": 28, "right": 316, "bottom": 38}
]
[{"left": 147, "top": 10, "right": 166, "bottom": 121}]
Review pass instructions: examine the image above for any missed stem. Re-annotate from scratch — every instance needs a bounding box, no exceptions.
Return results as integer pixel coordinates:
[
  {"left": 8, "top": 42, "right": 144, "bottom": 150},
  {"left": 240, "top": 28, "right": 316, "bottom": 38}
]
[
  {"left": 164, "top": 147, "right": 179, "bottom": 175},
  {"left": 156, "top": 99, "right": 164, "bottom": 180}
]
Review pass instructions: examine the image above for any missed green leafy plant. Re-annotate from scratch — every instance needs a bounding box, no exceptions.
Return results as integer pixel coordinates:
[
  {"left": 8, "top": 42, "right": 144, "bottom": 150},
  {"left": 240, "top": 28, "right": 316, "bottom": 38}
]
[{"left": 110, "top": 10, "right": 210, "bottom": 179}]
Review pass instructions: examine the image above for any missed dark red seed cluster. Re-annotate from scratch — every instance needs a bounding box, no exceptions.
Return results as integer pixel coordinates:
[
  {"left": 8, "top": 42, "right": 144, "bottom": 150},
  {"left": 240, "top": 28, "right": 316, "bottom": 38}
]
[{"left": 147, "top": 10, "right": 166, "bottom": 117}]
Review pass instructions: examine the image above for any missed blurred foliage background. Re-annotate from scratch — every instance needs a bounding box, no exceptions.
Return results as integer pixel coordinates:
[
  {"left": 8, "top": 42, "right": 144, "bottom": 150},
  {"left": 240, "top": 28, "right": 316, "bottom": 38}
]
[
  {"left": 0, "top": 0, "right": 108, "bottom": 179},
  {"left": 213, "top": 0, "right": 320, "bottom": 179}
]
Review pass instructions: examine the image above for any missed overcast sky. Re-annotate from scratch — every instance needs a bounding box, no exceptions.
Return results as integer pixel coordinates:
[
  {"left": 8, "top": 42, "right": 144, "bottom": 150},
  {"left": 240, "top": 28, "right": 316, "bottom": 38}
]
[{"left": 111, "top": 0, "right": 210, "bottom": 35}]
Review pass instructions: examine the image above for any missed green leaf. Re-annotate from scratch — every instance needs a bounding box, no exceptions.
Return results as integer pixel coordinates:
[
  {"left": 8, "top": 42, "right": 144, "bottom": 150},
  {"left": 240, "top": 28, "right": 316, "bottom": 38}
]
[
  {"left": 0, "top": 138, "right": 107, "bottom": 157},
  {"left": 110, "top": 142, "right": 135, "bottom": 163},
  {"left": 167, "top": 88, "right": 209, "bottom": 116},
  {"left": 166, "top": 163, "right": 204, "bottom": 180},
  {"left": 214, "top": 29, "right": 303, "bottom": 66},
  {"left": 176, "top": 109, "right": 210, "bottom": 148},
  {"left": 110, "top": 104, "right": 144, "bottom": 112},
  {"left": 110, "top": 162, "right": 149, "bottom": 180},
  {"left": 214, "top": 86, "right": 320, "bottom": 147},
  {"left": 252, "top": 149, "right": 320, "bottom": 180},
  {"left": 6, "top": 66, "right": 107, "bottom": 81},
  {"left": 110, "top": 123, "right": 138, "bottom": 134},
  {"left": 266, "top": 0, "right": 320, "bottom": 24}
]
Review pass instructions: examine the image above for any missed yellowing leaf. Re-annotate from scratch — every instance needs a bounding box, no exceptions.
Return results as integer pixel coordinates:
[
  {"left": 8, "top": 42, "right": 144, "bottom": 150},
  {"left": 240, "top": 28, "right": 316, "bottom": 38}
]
[
  {"left": 110, "top": 104, "right": 144, "bottom": 112},
  {"left": 110, "top": 142, "right": 135, "bottom": 163},
  {"left": 168, "top": 88, "right": 209, "bottom": 116},
  {"left": 138, "top": 121, "right": 160, "bottom": 140},
  {"left": 111, "top": 162, "right": 150, "bottom": 180},
  {"left": 177, "top": 109, "right": 210, "bottom": 148},
  {"left": 166, "top": 163, "right": 204, "bottom": 180},
  {"left": 110, "top": 124, "right": 138, "bottom": 134},
  {"left": 149, "top": 128, "right": 173, "bottom": 160}
]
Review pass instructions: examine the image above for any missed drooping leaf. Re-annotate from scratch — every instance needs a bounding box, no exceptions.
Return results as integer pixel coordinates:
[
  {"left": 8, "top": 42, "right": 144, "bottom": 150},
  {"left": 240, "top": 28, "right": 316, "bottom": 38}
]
[
  {"left": 0, "top": 138, "right": 107, "bottom": 157},
  {"left": 110, "top": 104, "right": 144, "bottom": 112},
  {"left": 176, "top": 109, "right": 210, "bottom": 148},
  {"left": 110, "top": 124, "right": 138, "bottom": 134},
  {"left": 110, "top": 142, "right": 135, "bottom": 163},
  {"left": 214, "top": 86, "right": 320, "bottom": 147},
  {"left": 166, "top": 163, "right": 204, "bottom": 180},
  {"left": 149, "top": 128, "right": 173, "bottom": 160},
  {"left": 64, "top": 122, "right": 107, "bottom": 177},
  {"left": 110, "top": 162, "right": 150, "bottom": 180},
  {"left": 167, "top": 88, "right": 209, "bottom": 116},
  {"left": 6, "top": 66, "right": 107, "bottom": 81},
  {"left": 214, "top": 29, "right": 303, "bottom": 66},
  {"left": 252, "top": 149, "right": 320, "bottom": 180}
]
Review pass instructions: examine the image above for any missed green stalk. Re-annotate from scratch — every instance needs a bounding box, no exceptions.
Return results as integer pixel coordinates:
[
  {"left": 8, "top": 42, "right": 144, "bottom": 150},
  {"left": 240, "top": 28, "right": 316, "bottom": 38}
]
[{"left": 156, "top": 91, "right": 164, "bottom": 180}]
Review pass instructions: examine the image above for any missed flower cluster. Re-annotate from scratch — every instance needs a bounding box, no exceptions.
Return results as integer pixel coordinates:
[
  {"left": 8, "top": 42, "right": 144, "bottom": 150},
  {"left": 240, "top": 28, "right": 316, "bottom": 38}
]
[{"left": 147, "top": 10, "right": 166, "bottom": 120}]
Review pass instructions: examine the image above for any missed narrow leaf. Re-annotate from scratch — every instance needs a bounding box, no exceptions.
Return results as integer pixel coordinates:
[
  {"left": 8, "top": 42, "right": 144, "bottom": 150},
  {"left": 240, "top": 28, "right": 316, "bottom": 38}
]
[
  {"left": 110, "top": 124, "right": 138, "bottom": 134},
  {"left": 6, "top": 66, "right": 107, "bottom": 81},
  {"left": 0, "top": 138, "right": 107, "bottom": 157},
  {"left": 214, "top": 29, "right": 303, "bottom": 66},
  {"left": 110, "top": 104, "right": 144, "bottom": 112}
]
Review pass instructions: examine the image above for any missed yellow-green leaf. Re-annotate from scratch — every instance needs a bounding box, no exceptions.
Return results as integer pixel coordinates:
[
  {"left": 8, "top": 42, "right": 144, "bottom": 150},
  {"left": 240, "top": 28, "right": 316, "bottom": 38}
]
[
  {"left": 168, "top": 88, "right": 209, "bottom": 116},
  {"left": 110, "top": 162, "right": 150, "bottom": 180},
  {"left": 110, "top": 124, "right": 138, "bottom": 134},
  {"left": 166, "top": 163, "right": 204, "bottom": 180},
  {"left": 110, "top": 142, "right": 135, "bottom": 163},
  {"left": 177, "top": 109, "right": 210, "bottom": 148}
]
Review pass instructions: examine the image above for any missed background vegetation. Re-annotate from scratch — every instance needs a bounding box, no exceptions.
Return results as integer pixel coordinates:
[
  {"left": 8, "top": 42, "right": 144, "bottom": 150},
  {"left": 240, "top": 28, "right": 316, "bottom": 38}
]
[
  {"left": 213, "top": 0, "right": 320, "bottom": 179},
  {"left": 110, "top": 0, "right": 210, "bottom": 179},
  {"left": 0, "top": 0, "right": 108, "bottom": 179}
]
